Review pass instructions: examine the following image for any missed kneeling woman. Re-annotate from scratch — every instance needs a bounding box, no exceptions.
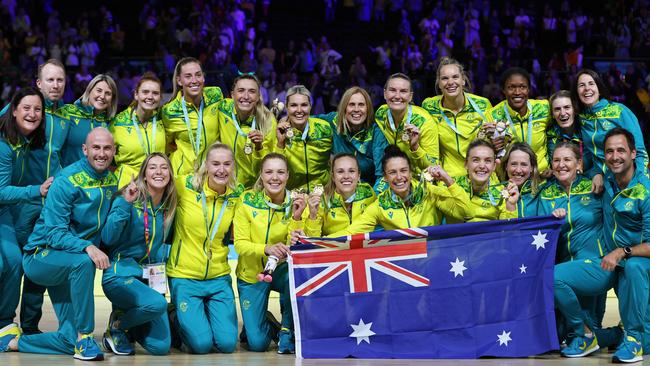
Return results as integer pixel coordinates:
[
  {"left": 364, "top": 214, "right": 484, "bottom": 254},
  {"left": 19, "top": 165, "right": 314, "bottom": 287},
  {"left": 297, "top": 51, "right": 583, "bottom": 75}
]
[
  {"left": 234, "top": 153, "right": 301, "bottom": 354},
  {"left": 167, "top": 143, "right": 243, "bottom": 354},
  {"left": 447, "top": 140, "right": 519, "bottom": 223},
  {"left": 327, "top": 146, "right": 470, "bottom": 235},
  {"left": 101, "top": 153, "right": 177, "bottom": 355},
  {"left": 298, "top": 154, "right": 377, "bottom": 236}
]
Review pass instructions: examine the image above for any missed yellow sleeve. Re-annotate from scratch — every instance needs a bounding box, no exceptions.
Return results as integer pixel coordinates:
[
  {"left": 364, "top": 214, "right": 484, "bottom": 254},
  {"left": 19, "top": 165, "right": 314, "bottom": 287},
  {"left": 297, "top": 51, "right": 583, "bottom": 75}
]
[
  {"left": 412, "top": 113, "right": 439, "bottom": 170},
  {"left": 430, "top": 183, "right": 470, "bottom": 221},
  {"left": 233, "top": 201, "right": 266, "bottom": 258},
  {"left": 498, "top": 203, "right": 519, "bottom": 220},
  {"left": 327, "top": 200, "right": 380, "bottom": 237}
]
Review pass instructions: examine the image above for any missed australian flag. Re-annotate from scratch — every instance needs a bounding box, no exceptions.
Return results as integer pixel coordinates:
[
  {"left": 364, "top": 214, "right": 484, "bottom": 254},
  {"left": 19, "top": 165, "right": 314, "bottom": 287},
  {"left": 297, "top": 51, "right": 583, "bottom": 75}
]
[{"left": 288, "top": 216, "right": 563, "bottom": 359}]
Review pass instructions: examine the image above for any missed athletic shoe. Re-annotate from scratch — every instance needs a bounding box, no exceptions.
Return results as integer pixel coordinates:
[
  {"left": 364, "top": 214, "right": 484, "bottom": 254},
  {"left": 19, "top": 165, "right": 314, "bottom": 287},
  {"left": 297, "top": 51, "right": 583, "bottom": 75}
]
[
  {"left": 103, "top": 310, "right": 134, "bottom": 356},
  {"left": 74, "top": 334, "right": 104, "bottom": 361},
  {"left": 277, "top": 328, "right": 295, "bottom": 354},
  {"left": 613, "top": 335, "right": 643, "bottom": 363},
  {"left": 0, "top": 323, "right": 20, "bottom": 352},
  {"left": 561, "top": 333, "right": 599, "bottom": 357}
]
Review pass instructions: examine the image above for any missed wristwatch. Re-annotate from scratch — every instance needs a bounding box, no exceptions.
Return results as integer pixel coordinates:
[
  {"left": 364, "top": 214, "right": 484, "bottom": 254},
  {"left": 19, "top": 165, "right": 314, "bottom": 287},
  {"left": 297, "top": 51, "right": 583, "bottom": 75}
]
[{"left": 623, "top": 246, "right": 632, "bottom": 258}]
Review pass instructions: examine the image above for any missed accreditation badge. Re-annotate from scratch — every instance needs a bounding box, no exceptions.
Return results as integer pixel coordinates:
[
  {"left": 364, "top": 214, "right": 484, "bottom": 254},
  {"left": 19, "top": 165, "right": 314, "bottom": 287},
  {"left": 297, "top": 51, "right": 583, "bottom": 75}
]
[{"left": 143, "top": 263, "right": 167, "bottom": 294}]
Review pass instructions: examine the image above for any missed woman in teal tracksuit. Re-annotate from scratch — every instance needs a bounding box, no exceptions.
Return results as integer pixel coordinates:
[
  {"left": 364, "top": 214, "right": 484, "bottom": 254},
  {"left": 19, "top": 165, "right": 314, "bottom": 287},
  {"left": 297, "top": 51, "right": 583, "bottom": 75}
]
[
  {"left": 572, "top": 69, "right": 648, "bottom": 180},
  {"left": 0, "top": 88, "right": 49, "bottom": 337},
  {"left": 56, "top": 74, "right": 118, "bottom": 168},
  {"left": 545, "top": 142, "right": 608, "bottom": 357},
  {"left": 316, "top": 87, "right": 386, "bottom": 186},
  {"left": 101, "top": 153, "right": 178, "bottom": 356}
]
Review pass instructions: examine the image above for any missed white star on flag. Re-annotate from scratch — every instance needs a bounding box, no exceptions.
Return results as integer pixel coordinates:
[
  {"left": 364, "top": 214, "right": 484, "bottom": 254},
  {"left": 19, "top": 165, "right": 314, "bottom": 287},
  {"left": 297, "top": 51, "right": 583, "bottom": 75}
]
[
  {"left": 531, "top": 230, "right": 549, "bottom": 250},
  {"left": 349, "top": 319, "right": 376, "bottom": 345},
  {"left": 519, "top": 264, "right": 527, "bottom": 274},
  {"left": 449, "top": 257, "right": 467, "bottom": 277},
  {"left": 497, "top": 330, "right": 512, "bottom": 346}
]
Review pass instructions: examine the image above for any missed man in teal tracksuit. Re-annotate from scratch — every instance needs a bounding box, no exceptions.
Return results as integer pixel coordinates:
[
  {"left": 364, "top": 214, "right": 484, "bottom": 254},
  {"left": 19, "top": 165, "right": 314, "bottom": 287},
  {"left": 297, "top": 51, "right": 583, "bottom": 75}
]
[
  {"left": 4, "top": 59, "right": 69, "bottom": 334},
  {"left": 0, "top": 128, "right": 117, "bottom": 361},
  {"left": 553, "top": 127, "right": 650, "bottom": 361}
]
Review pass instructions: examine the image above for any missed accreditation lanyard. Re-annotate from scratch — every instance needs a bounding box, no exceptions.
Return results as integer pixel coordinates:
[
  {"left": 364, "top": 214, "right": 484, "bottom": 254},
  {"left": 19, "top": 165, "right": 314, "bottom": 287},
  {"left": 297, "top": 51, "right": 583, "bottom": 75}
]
[
  {"left": 230, "top": 109, "right": 256, "bottom": 137},
  {"left": 439, "top": 96, "right": 486, "bottom": 135},
  {"left": 131, "top": 112, "right": 157, "bottom": 155},
  {"left": 294, "top": 120, "right": 310, "bottom": 141},
  {"left": 201, "top": 191, "right": 229, "bottom": 244},
  {"left": 181, "top": 97, "right": 205, "bottom": 156},
  {"left": 503, "top": 101, "right": 533, "bottom": 146},
  {"left": 140, "top": 200, "right": 155, "bottom": 264},
  {"left": 387, "top": 105, "right": 412, "bottom": 135}
]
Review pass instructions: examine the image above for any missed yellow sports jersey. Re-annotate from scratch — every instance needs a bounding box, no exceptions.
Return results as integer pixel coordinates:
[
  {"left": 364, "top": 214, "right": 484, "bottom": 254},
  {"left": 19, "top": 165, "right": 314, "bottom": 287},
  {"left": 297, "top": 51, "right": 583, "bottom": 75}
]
[
  {"left": 304, "top": 182, "right": 377, "bottom": 236},
  {"left": 216, "top": 99, "right": 275, "bottom": 188},
  {"left": 446, "top": 175, "right": 518, "bottom": 223},
  {"left": 110, "top": 106, "right": 167, "bottom": 188},
  {"left": 486, "top": 99, "right": 552, "bottom": 172},
  {"left": 421, "top": 93, "right": 492, "bottom": 178},
  {"left": 328, "top": 179, "right": 470, "bottom": 235},
  {"left": 374, "top": 105, "right": 439, "bottom": 173},
  {"left": 271, "top": 117, "right": 333, "bottom": 191},
  {"left": 167, "top": 175, "right": 243, "bottom": 280},
  {"left": 162, "top": 86, "right": 223, "bottom": 175},
  {"left": 234, "top": 189, "right": 302, "bottom": 283}
]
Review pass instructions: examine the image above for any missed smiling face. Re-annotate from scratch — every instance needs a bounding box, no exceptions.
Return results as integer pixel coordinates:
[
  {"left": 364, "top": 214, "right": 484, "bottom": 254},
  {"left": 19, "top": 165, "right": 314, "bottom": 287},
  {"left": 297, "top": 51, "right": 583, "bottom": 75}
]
[
  {"left": 503, "top": 74, "right": 529, "bottom": 114},
  {"left": 177, "top": 62, "right": 205, "bottom": 101},
  {"left": 384, "top": 77, "right": 413, "bottom": 114},
  {"left": 37, "top": 63, "right": 66, "bottom": 102},
  {"left": 384, "top": 157, "right": 411, "bottom": 198},
  {"left": 332, "top": 156, "right": 360, "bottom": 198},
  {"left": 287, "top": 93, "right": 311, "bottom": 127},
  {"left": 465, "top": 145, "right": 496, "bottom": 187},
  {"left": 551, "top": 96, "right": 575, "bottom": 130},
  {"left": 89, "top": 80, "right": 113, "bottom": 112},
  {"left": 83, "top": 129, "right": 115, "bottom": 173},
  {"left": 205, "top": 148, "right": 234, "bottom": 191},
  {"left": 552, "top": 146, "right": 581, "bottom": 187},
  {"left": 344, "top": 93, "right": 368, "bottom": 127},
  {"left": 261, "top": 157, "right": 289, "bottom": 197},
  {"left": 438, "top": 64, "right": 464, "bottom": 99},
  {"left": 134, "top": 80, "right": 161, "bottom": 113},
  {"left": 577, "top": 74, "right": 600, "bottom": 108},
  {"left": 145, "top": 155, "right": 171, "bottom": 192},
  {"left": 232, "top": 78, "right": 260, "bottom": 116},
  {"left": 13, "top": 95, "right": 43, "bottom": 136},
  {"left": 605, "top": 134, "right": 636, "bottom": 176},
  {"left": 506, "top": 150, "right": 532, "bottom": 187}
]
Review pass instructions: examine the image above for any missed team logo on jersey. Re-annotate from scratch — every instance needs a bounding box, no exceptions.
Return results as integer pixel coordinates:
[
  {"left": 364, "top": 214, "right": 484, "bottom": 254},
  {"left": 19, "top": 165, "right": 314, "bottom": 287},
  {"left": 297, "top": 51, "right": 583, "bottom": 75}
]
[
  {"left": 211, "top": 107, "right": 218, "bottom": 115},
  {"left": 124, "top": 278, "right": 134, "bottom": 285},
  {"left": 625, "top": 201, "right": 634, "bottom": 211},
  {"left": 387, "top": 211, "right": 394, "bottom": 219},
  {"left": 126, "top": 127, "right": 132, "bottom": 134},
  {"left": 550, "top": 201, "right": 556, "bottom": 209},
  {"left": 481, "top": 201, "right": 491, "bottom": 208},
  {"left": 581, "top": 196, "right": 591, "bottom": 206},
  {"left": 196, "top": 194, "right": 202, "bottom": 202},
  {"left": 602, "top": 121, "right": 613, "bottom": 130},
  {"left": 179, "top": 301, "right": 188, "bottom": 312},
  {"left": 252, "top": 211, "right": 258, "bottom": 218},
  {"left": 242, "top": 299, "right": 251, "bottom": 310},
  {"left": 105, "top": 190, "right": 113, "bottom": 200},
  {"left": 60, "top": 120, "right": 66, "bottom": 129},
  {"left": 41, "top": 249, "right": 49, "bottom": 257}
]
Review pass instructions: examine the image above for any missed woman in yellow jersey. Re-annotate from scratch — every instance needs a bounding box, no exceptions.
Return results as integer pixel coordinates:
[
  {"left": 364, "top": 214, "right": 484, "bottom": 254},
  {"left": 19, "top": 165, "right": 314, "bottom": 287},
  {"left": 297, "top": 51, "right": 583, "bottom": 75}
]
[
  {"left": 322, "top": 146, "right": 469, "bottom": 236},
  {"left": 274, "top": 85, "right": 332, "bottom": 192},
  {"left": 486, "top": 67, "right": 552, "bottom": 173},
  {"left": 296, "top": 154, "right": 377, "bottom": 236},
  {"left": 374, "top": 73, "right": 439, "bottom": 175},
  {"left": 162, "top": 57, "right": 223, "bottom": 175},
  {"left": 501, "top": 142, "right": 542, "bottom": 217},
  {"left": 421, "top": 57, "right": 492, "bottom": 178},
  {"left": 234, "top": 153, "right": 302, "bottom": 354},
  {"left": 447, "top": 140, "right": 519, "bottom": 223},
  {"left": 216, "top": 74, "right": 275, "bottom": 188},
  {"left": 166, "top": 143, "right": 243, "bottom": 354},
  {"left": 111, "top": 72, "right": 167, "bottom": 188}
]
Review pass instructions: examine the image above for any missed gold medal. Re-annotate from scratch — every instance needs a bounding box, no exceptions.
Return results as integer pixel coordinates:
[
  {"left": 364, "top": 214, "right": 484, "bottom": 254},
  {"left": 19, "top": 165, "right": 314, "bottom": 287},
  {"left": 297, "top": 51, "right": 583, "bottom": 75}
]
[
  {"left": 244, "top": 142, "right": 253, "bottom": 155},
  {"left": 501, "top": 189, "right": 510, "bottom": 199},
  {"left": 401, "top": 131, "right": 410, "bottom": 142},
  {"left": 422, "top": 171, "right": 434, "bottom": 182},
  {"left": 286, "top": 128, "right": 295, "bottom": 139},
  {"left": 290, "top": 189, "right": 302, "bottom": 200},
  {"left": 477, "top": 130, "right": 486, "bottom": 139},
  {"left": 312, "top": 184, "right": 324, "bottom": 195}
]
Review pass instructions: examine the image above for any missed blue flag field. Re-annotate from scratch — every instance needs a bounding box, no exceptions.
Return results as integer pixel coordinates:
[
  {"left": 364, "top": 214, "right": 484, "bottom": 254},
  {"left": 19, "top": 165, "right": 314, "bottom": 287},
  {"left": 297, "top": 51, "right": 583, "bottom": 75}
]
[{"left": 288, "top": 216, "right": 563, "bottom": 359}]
